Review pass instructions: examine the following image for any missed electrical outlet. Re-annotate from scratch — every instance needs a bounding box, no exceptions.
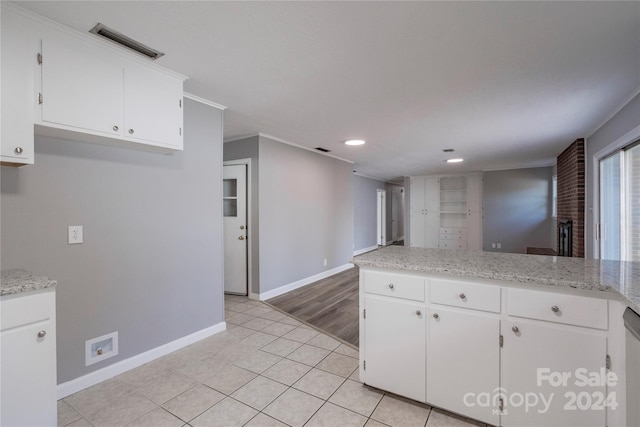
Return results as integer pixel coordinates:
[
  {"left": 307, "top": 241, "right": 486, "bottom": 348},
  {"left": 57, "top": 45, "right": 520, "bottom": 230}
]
[
  {"left": 323, "top": 258, "right": 327, "bottom": 266},
  {"left": 68, "top": 226, "right": 83, "bottom": 244},
  {"left": 492, "top": 243, "right": 496, "bottom": 248},
  {"left": 497, "top": 243, "right": 502, "bottom": 249}
]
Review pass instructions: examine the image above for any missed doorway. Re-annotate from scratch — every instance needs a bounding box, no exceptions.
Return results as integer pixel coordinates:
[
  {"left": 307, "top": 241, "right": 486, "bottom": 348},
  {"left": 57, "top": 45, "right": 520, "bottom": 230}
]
[
  {"left": 223, "top": 162, "right": 249, "bottom": 295},
  {"left": 377, "top": 189, "right": 386, "bottom": 246}
]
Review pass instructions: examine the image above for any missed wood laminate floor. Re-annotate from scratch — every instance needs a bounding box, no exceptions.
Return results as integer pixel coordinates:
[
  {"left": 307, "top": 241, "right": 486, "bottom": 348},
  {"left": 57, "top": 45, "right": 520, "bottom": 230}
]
[{"left": 266, "top": 266, "right": 360, "bottom": 347}]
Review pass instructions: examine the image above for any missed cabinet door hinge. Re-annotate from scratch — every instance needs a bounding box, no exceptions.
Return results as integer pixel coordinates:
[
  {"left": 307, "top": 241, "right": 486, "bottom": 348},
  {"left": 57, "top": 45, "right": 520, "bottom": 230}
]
[
  {"left": 363, "top": 360, "right": 366, "bottom": 370},
  {"left": 179, "top": 99, "right": 182, "bottom": 108},
  {"left": 499, "top": 397, "right": 504, "bottom": 412},
  {"left": 38, "top": 93, "right": 43, "bottom": 105},
  {"left": 606, "top": 354, "right": 611, "bottom": 370},
  {"left": 363, "top": 309, "right": 366, "bottom": 319},
  {"left": 179, "top": 127, "right": 182, "bottom": 136},
  {"left": 499, "top": 335, "right": 503, "bottom": 348},
  {"left": 37, "top": 53, "right": 42, "bottom": 65}
]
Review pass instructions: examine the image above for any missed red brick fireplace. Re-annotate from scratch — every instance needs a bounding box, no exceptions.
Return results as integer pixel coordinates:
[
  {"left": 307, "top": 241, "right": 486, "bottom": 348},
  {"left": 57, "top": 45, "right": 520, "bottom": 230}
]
[{"left": 556, "top": 138, "right": 585, "bottom": 257}]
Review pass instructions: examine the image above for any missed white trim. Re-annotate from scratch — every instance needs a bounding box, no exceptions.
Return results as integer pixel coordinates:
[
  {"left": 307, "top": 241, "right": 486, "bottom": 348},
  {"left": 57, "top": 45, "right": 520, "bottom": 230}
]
[
  {"left": 183, "top": 92, "right": 227, "bottom": 111},
  {"left": 224, "top": 134, "right": 260, "bottom": 144},
  {"left": 353, "top": 245, "right": 379, "bottom": 256},
  {"left": 587, "top": 86, "right": 640, "bottom": 139},
  {"left": 353, "top": 172, "right": 402, "bottom": 185},
  {"left": 2, "top": 3, "right": 187, "bottom": 81},
  {"left": 258, "top": 263, "right": 354, "bottom": 301},
  {"left": 224, "top": 159, "right": 252, "bottom": 297},
  {"left": 248, "top": 292, "right": 260, "bottom": 301},
  {"left": 481, "top": 162, "right": 555, "bottom": 173},
  {"left": 57, "top": 322, "right": 226, "bottom": 399},
  {"left": 590, "top": 124, "right": 640, "bottom": 259}
]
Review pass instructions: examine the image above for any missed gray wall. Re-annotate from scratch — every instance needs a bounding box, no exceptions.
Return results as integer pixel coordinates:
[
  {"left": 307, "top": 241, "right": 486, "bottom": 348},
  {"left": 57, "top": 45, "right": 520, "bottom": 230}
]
[
  {"left": 258, "top": 136, "right": 353, "bottom": 294},
  {"left": 1, "top": 99, "right": 224, "bottom": 383},
  {"left": 586, "top": 93, "right": 640, "bottom": 259},
  {"left": 353, "top": 174, "right": 385, "bottom": 252},
  {"left": 223, "top": 136, "right": 260, "bottom": 295},
  {"left": 483, "top": 167, "right": 555, "bottom": 254}
]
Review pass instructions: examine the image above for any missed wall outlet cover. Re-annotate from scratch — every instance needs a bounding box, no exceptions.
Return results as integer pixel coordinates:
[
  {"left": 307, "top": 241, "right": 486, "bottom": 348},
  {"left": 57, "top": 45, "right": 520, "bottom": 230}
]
[{"left": 68, "top": 226, "right": 83, "bottom": 244}]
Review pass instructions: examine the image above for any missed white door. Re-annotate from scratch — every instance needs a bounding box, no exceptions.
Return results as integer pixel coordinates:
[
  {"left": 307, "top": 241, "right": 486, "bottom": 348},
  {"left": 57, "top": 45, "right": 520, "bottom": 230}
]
[
  {"left": 391, "top": 190, "right": 399, "bottom": 241},
  {"left": 364, "top": 294, "right": 426, "bottom": 402},
  {"left": 377, "top": 189, "right": 386, "bottom": 246},
  {"left": 427, "top": 306, "right": 500, "bottom": 425},
  {"left": 223, "top": 165, "right": 248, "bottom": 295}
]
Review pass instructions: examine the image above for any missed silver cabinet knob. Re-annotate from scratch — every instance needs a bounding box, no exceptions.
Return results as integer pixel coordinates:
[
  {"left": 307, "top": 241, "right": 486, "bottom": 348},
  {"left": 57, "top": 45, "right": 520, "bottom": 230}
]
[
  {"left": 238, "top": 236, "right": 245, "bottom": 240},
  {"left": 129, "top": 129, "right": 134, "bottom": 134},
  {"left": 416, "top": 310, "right": 422, "bottom": 316},
  {"left": 14, "top": 147, "right": 23, "bottom": 154},
  {"left": 37, "top": 330, "right": 46, "bottom": 338},
  {"left": 433, "top": 313, "right": 439, "bottom": 319},
  {"left": 113, "top": 125, "right": 119, "bottom": 131},
  {"left": 388, "top": 284, "right": 394, "bottom": 289},
  {"left": 512, "top": 326, "right": 519, "bottom": 333},
  {"left": 459, "top": 293, "right": 466, "bottom": 299},
  {"left": 551, "top": 305, "right": 559, "bottom": 313}
]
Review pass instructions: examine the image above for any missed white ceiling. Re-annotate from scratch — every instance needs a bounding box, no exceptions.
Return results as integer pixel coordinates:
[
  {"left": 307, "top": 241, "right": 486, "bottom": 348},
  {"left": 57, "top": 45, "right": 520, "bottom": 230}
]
[{"left": 15, "top": 1, "right": 640, "bottom": 182}]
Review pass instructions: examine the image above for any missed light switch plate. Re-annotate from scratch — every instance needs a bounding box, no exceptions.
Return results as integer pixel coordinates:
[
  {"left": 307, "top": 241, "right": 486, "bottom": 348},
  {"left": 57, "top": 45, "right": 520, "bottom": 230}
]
[{"left": 68, "top": 226, "right": 83, "bottom": 244}]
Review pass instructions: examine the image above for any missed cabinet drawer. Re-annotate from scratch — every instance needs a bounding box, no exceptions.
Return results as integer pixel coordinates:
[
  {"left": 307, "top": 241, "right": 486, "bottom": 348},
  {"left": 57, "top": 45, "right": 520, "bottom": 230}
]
[
  {"left": 438, "top": 241, "right": 467, "bottom": 250},
  {"left": 363, "top": 271, "right": 425, "bottom": 302},
  {"left": 1, "top": 290, "right": 55, "bottom": 331},
  {"left": 507, "top": 288, "right": 608, "bottom": 330},
  {"left": 440, "top": 227, "right": 466, "bottom": 235},
  {"left": 430, "top": 279, "right": 501, "bottom": 313},
  {"left": 439, "top": 232, "right": 467, "bottom": 241}
]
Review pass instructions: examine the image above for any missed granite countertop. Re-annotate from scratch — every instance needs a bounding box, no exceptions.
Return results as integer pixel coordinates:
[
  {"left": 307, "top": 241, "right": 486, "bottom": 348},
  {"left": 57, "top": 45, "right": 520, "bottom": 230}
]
[
  {"left": 1, "top": 269, "right": 57, "bottom": 296},
  {"left": 352, "top": 246, "right": 640, "bottom": 311}
]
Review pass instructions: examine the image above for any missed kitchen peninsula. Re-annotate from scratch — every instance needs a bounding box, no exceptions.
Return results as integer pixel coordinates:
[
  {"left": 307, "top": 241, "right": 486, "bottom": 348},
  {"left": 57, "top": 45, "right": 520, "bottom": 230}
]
[{"left": 353, "top": 246, "right": 639, "bottom": 427}]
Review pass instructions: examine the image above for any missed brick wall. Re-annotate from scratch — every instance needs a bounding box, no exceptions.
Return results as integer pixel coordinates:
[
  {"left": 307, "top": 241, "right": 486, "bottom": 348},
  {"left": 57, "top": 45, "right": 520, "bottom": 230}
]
[{"left": 557, "top": 139, "right": 585, "bottom": 257}]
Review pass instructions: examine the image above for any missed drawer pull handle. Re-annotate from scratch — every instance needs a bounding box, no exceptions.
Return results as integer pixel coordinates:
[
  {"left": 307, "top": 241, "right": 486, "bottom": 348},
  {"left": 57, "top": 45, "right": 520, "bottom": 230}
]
[
  {"left": 512, "top": 326, "right": 519, "bottom": 333},
  {"left": 129, "top": 129, "right": 135, "bottom": 134},
  {"left": 459, "top": 293, "right": 466, "bottom": 299},
  {"left": 14, "top": 147, "right": 23, "bottom": 154},
  {"left": 113, "top": 125, "right": 119, "bottom": 131},
  {"left": 388, "top": 284, "right": 394, "bottom": 290},
  {"left": 416, "top": 310, "right": 422, "bottom": 316},
  {"left": 551, "top": 305, "right": 559, "bottom": 313},
  {"left": 433, "top": 313, "right": 439, "bottom": 319},
  {"left": 37, "top": 330, "right": 46, "bottom": 338}
]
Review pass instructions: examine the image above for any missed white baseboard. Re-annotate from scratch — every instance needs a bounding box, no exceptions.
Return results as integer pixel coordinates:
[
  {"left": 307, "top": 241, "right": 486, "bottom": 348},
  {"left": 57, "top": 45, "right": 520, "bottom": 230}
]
[
  {"left": 353, "top": 245, "right": 378, "bottom": 256},
  {"left": 57, "top": 321, "right": 227, "bottom": 399},
  {"left": 248, "top": 292, "right": 260, "bottom": 300},
  {"left": 258, "top": 263, "right": 354, "bottom": 301}
]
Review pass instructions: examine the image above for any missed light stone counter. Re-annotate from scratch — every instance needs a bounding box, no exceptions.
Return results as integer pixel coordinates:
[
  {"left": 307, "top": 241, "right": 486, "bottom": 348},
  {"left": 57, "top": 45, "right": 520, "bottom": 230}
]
[
  {"left": 1, "top": 269, "right": 57, "bottom": 296},
  {"left": 352, "top": 246, "right": 640, "bottom": 311}
]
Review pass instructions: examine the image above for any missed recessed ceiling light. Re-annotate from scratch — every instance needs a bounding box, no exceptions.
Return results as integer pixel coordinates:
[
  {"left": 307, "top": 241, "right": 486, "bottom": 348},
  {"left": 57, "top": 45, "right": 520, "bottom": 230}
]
[
  {"left": 446, "top": 158, "right": 464, "bottom": 163},
  {"left": 345, "top": 139, "right": 366, "bottom": 146}
]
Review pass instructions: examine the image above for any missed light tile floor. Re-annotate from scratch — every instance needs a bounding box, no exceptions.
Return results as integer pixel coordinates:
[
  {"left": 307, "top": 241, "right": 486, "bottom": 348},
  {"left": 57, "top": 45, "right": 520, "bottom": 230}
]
[{"left": 58, "top": 295, "right": 488, "bottom": 427}]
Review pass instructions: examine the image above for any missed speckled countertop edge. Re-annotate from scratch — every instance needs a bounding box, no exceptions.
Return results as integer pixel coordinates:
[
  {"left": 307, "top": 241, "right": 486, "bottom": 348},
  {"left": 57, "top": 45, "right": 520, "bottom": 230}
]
[
  {"left": 352, "top": 246, "right": 640, "bottom": 311},
  {"left": 1, "top": 269, "right": 57, "bottom": 296}
]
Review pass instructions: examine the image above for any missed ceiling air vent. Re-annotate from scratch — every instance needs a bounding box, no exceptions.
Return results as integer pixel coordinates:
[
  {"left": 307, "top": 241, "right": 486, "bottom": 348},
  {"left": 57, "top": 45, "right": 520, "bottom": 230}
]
[
  {"left": 315, "top": 147, "right": 331, "bottom": 153},
  {"left": 89, "top": 23, "right": 164, "bottom": 60}
]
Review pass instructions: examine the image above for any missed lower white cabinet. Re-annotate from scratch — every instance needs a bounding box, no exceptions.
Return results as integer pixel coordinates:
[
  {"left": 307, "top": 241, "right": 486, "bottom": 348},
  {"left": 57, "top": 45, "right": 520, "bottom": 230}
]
[
  {"left": 360, "top": 269, "right": 621, "bottom": 427},
  {"left": 363, "top": 294, "right": 426, "bottom": 402},
  {"left": 427, "top": 306, "right": 500, "bottom": 425},
  {"left": 1, "top": 288, "right": 57, "bottom": 426},
  {"left": 501, "top": 319, "right": 607, "bottom": 427}
]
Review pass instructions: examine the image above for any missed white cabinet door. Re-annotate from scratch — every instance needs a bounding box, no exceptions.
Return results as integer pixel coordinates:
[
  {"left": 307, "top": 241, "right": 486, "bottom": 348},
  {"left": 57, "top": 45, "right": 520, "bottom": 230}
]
[
  {"left": 427, "top": 307, "right": 500, "bottom": 425},
  {"left": 424, "top": 177, "right": 440, "bottom": 211},
  {"left": 41, "top": 34, "right": 124, "bottom": 136},
  {"left": 124, "top": 64, "right": 183, "bottom": 148},
  {"left": 364, "top": 294, "right": 426, "bottom": 402},
  {"left": 1, "top": 8, "right": 37, "bottom": 164},
  {"left": 501, "top": 320, "right": 608, "bottom": 427},
  {"left": 424, "top": 211, "right": 440, "bottom": 248},
  {"left": 466, "top": 174, "right": 483, "bottom": 213},
  {"left": 1, "top": 290, "right": 57, "bottom": 427}
]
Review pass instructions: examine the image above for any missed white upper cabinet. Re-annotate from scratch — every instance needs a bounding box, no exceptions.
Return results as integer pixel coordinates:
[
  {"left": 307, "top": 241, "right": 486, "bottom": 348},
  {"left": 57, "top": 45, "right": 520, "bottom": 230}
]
[
  {"left": 1, "top": 8, "right": 38, "bottom": 165},
  {"left": 124, "top": 63, "right": 183, "bottom": 148},
  {"left": 41, "top": 34, "right": 124, "bottom": 137},
  {"left": 37, "top": 27, "right": 186, "bottom": 152}
]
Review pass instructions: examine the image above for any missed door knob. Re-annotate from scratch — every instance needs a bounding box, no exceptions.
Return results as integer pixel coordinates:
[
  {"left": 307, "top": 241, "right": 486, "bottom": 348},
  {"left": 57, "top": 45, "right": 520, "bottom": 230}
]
[
  {"left": 240, "top": 225, "right": 245, "bottom": 230},
  {"left": 238, "top": 236, "right": 245, "bottom": 240}
]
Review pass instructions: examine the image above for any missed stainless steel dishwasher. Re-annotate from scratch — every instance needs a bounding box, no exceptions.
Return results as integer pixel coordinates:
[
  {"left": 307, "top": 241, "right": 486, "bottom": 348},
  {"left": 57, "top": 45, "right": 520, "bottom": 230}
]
[{"left": 624, "top": 307, "right": 640, "bottom": 426}]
